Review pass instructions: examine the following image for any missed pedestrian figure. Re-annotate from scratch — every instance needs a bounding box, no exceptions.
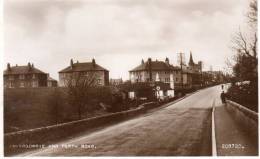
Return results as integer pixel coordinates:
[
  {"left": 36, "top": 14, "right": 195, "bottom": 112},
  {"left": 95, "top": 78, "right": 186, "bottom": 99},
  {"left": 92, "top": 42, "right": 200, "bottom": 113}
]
[
  {"left": 221, "top": 84, "right": 224, "bottom": 90},
  {"left": 220, "top": 91, "right": 226, "bottom": 104}
]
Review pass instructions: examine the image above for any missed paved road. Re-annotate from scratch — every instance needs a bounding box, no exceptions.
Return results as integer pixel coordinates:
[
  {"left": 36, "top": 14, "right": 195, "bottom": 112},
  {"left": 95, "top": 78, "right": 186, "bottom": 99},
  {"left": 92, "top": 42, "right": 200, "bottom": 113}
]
[{"left": 20, "top": 85, "right": 224, "bottom": 156}]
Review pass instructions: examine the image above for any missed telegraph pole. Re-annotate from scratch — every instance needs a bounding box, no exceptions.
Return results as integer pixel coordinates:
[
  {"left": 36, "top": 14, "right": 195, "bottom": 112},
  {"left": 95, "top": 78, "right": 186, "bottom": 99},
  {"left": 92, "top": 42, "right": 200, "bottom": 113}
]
[
  {"left": 177, "top": 52, "right": 185, "bottom": 89},
  {"left": 180, "top": 56, "right": 183, "bottom": 89}
]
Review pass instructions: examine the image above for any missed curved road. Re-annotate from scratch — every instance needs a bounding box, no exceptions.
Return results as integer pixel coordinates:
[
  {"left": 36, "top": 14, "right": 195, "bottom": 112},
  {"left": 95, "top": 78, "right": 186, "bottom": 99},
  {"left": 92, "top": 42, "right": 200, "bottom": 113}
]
[{"left": 20, "top": 85, "right": 224, "bottom": 156}]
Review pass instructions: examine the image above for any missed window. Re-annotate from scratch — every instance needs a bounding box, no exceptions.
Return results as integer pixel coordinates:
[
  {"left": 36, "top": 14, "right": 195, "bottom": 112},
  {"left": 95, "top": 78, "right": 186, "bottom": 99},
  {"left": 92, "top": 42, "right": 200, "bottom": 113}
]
[
  {"left": 32, "top": 81, "right": 38, "bottom": 87},
  {"left": 10, "top": 81, "right": 14, "bottom": 88},
  {"left": 32, "top": 74, "right": 36, "bottom": 79},
  {"left": 19, "top": 74, "right": 25, "bottom": 79},
  {"left": 164, "top": 78, "right": 170, "bottom": 83},
  {"left": 20, "top": 82, "right": 25, "bottom": 87},
  {"left": 97, "top": 79, "right": 102, "bottom": 85},
  {"left": 9, "top": 75, "right": 14, "bottom": 80}
]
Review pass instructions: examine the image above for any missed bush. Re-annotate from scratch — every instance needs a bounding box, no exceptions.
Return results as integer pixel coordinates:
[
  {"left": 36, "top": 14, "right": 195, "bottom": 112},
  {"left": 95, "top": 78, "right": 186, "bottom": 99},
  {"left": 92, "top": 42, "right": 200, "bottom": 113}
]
[{"left": 226, "top": 82, "right": 258, "bottom": 112}]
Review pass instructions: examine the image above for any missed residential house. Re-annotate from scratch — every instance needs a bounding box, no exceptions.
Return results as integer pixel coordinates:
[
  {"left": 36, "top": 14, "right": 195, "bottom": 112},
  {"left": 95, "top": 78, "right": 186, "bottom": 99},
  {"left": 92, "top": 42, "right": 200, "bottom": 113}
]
[
  {"left": 129, "top": 58, "right": 175, "bottom": 99},
  {"left": 129, "top": 58, "right": 175, "bottom": 87},
  {"left": 4, "top": 63, "right": 48, "bottom": 88},
  {"left": 59, "top": 59, "right": 109, "bottom": 87}
]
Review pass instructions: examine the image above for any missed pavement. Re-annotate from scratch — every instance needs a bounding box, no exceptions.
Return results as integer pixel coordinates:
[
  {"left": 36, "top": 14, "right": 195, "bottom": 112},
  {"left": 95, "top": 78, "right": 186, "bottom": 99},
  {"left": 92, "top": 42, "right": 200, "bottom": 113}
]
[
  {"left": 214, "top": 104, "right": 258, "bottom": 156},
  {"left": 17, "top": 85, "right": 258, "bottom": 156}
]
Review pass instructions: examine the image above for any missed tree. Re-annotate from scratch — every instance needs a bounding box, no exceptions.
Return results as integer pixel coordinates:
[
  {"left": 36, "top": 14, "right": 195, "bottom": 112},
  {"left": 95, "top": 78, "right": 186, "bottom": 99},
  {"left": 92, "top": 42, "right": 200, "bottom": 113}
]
[
  {"left": 231, "top": 0, "right": 257, "bottom": 82},
  {"left": 65, "top": 72, "right": 98, "bottom": 120},
  {"left": 48, "top": 88, "right": 63, "bottom": 124},
  {"left": 247, "top": 0, "right": 257, "bottom": 24}
]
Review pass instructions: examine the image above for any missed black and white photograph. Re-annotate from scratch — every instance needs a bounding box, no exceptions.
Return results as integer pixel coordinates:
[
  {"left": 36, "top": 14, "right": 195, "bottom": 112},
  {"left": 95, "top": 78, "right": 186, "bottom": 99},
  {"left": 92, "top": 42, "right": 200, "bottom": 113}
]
[{"left": 2, "top": 0, "right": 259, "bottom": 157}]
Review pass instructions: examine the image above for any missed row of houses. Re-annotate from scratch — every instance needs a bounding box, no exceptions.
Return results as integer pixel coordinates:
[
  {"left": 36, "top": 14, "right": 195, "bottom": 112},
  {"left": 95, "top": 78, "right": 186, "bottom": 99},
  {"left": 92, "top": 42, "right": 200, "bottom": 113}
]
[
  {"left": 129, "top": 53, "right": 203, "bottom": 89},
  {"left": 3, "top": 58, "right": 109, "bottom": 88},
  {"left": 4, "top": 53, "right": 225, "bottom": 91}
]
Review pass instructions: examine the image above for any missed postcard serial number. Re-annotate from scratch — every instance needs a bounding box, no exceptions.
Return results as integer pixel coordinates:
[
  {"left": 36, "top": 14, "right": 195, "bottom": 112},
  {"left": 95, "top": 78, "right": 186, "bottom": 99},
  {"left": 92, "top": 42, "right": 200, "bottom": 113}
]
[{"left": 222, "top": 144, "right": 245, "bottom": 149}]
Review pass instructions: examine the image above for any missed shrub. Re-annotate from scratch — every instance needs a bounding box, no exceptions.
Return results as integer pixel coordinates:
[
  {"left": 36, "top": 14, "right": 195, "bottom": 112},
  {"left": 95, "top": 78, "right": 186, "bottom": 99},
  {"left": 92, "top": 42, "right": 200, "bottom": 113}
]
[{"left": 226, "top": 82, "right": 258, "bottom": 112}]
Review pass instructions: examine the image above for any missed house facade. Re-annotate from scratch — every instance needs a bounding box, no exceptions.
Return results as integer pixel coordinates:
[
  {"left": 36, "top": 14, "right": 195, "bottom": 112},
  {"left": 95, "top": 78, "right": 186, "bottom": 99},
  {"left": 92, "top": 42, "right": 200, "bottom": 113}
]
[
  {"left": 58, "top": 59, "right": 109, "bottom": 87},
  {"left": 129, "top": 58, "right": 175, "bottom": 98},
  {"left": 4, "top": 63, "right": 48, "bottom": 88},
  {"left": 129, "top": 57, "right": 195, "bottom": 89},
  {"left": 129, "top": 58, "right": 175, "bottom": 88}
]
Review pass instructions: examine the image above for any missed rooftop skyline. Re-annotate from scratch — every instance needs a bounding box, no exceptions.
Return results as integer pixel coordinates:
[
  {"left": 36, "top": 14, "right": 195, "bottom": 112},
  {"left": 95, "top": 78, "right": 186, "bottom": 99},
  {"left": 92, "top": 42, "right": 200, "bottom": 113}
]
[{"left": 4, "top": 0, "right": 250, "bottom": 80}]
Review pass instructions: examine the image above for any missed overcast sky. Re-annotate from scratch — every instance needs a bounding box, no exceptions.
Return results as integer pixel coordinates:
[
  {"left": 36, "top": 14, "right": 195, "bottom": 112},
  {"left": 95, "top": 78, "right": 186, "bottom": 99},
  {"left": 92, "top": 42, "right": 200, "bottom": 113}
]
[{"left": 4, "top": 0, "right": 250, "bottom": 80}]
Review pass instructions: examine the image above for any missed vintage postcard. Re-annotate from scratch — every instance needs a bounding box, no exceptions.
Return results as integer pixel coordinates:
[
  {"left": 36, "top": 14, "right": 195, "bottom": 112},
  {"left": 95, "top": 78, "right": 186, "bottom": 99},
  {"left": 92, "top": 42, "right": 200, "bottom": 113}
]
[{"left": 3, "top": 0, "right": 259, "bottom": 157}]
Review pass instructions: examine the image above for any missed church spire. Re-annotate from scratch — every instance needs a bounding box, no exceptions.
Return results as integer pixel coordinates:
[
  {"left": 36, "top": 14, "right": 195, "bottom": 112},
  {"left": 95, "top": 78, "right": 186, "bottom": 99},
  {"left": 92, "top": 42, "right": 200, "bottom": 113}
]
[{"left": 189, "top": 51, "right": 194, "bottom": 65}]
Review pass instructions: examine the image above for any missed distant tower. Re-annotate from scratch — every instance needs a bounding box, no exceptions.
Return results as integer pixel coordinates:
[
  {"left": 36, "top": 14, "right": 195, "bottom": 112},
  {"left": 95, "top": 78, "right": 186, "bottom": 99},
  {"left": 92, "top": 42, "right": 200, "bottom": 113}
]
[{"left": 189, "top": 51, "right": 194, "bottom": 66}]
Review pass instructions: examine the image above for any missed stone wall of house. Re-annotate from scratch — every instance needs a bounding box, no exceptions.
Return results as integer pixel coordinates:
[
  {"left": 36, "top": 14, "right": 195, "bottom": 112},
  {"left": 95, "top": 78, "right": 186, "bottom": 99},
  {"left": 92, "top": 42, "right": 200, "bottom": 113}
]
[
  {"left": 4, "top": 74, "right": 47, "bottom": 88},
  {"left": 59, "top": 71, "right": 107, "bottom": 87}
]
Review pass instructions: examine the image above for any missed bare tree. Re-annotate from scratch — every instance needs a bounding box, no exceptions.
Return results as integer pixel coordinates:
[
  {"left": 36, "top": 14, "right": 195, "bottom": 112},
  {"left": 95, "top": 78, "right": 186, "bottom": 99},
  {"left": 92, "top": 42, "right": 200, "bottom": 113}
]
[
  {"left": 247, "top": 0, "right": 257, "bottom": 24},
  {"left": 231, "top": 29, "right": 257, "bottom": 58},
  {"left": 230, "top": 0, "right": 258, "bottom": 81},
  {"left": 65, "top": 72, "right": 98, "bottom": 120}
]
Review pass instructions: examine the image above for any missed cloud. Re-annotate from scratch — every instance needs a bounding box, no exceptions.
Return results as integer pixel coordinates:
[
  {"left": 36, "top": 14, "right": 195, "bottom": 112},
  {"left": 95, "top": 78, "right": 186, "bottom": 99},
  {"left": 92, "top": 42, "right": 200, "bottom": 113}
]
[{"left": 4, "top": 0, "right": 250, "bottom": 80}]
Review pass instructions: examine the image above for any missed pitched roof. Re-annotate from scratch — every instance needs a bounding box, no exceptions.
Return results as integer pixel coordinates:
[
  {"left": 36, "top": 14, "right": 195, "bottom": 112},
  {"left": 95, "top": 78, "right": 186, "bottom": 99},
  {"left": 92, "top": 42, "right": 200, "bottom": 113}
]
[
  {"left": 59, "top": 62, "right": 108, "bottom": 73},
  {"left": 130, "top": 60, "right": 174, "bottom": 72},
  {"left": 4, "top": 65, "right": 46, "bottom": 75}
]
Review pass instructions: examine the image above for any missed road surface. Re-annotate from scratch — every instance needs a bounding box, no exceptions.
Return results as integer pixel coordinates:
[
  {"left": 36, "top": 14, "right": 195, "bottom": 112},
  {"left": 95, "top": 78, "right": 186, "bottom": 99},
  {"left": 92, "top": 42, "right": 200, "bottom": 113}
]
[{"left": 19, "top": 85, "right": 224, "bottom": 156}]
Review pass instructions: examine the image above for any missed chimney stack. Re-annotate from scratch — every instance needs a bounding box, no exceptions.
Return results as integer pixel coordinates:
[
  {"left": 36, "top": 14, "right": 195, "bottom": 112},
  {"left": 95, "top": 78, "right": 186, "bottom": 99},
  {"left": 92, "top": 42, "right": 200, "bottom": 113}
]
[
  {"left": 92, "top": 58, "right": 96, "bottom": 67},
  {"left": 28, "top": 62, "right": 31, "bottom": 70},
  {"left": 32, "top": 63, "right": 34, "bottom": 68},
  {"left": 70, "top": 59, "right": 73, "bottom": 68},
  {"left": 7, "top": 63, "right": 11, "bottom": 71},
  {"left": 165, "top": 57, "right": 169, "bottom": 65},
  {"left": 148, "top": 58, "right": 152, "bottom": 64},
  {"left": 141, "top": 59, "right": 144, "bottom": 65}
]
